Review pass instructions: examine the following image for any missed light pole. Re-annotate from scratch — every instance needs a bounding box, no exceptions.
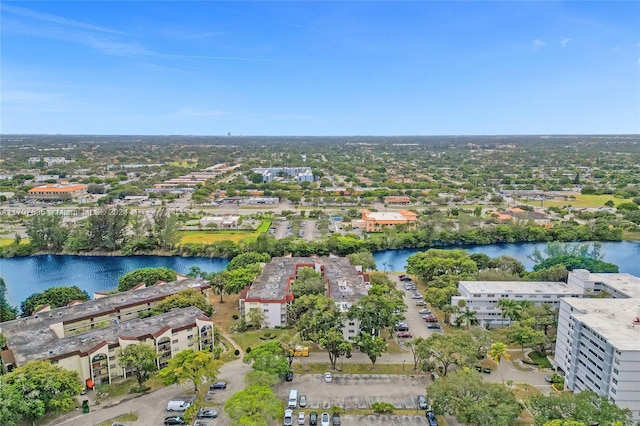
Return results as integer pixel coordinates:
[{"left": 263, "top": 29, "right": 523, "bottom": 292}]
[{"left": 403, "top": 359, "right": 405, "bottom": 372}]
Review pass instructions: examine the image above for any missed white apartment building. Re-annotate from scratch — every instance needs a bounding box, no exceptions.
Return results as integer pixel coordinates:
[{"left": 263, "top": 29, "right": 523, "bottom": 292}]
[
  {"left": 555, "top": 298, "right": 640, "bottom": 421},
  {"left": 451, "top": 280, "right": 583, "bottom": 327},
  {"left": 251, "top": 167, "right": 314, "bottom": 183}
]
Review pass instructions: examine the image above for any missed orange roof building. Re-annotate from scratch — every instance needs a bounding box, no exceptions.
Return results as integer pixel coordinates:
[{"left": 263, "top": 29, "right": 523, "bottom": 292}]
[
  {"left": 27, "top": 183, "right": 88, "bottom": 201},
  {"left": 361, "top": 209, "right": 418, "bottom": 232}
]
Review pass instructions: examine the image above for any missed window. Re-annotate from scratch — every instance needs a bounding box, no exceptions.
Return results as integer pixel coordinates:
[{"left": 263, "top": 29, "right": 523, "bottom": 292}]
[{"left": 109, "top": 356, "right": 115, "bottom": 361}]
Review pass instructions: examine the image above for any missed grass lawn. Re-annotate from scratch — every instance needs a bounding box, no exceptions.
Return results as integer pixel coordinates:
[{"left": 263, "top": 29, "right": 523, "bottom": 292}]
[
  {"left": 527, "top": 351, "right": 553, "bottom": 368},
  {"left": 520, "top": 194, "right": 616, "bottom": 208},
  {"left": 256, "top": 220, "right": 272, "bottom": 233},
  {"left": 178, "top": 230, "right": 259, "bottom": 244},
  {"left": 231, "top": 329, "right": 294, "bottom": 352},
  {"left": 98, "top": 413, "right": 138, "bottom": 426},
  {"left": 0, "top": 238, "right": 29, "bottom": 247}
]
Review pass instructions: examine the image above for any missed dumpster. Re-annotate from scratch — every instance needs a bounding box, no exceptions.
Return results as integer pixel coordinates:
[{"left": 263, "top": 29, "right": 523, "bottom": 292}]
[{"left": 82, "top": 400, "right": 89, "bottom": 413}]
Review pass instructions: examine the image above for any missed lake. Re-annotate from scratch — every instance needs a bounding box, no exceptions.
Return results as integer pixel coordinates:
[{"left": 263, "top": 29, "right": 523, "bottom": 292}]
[{"left": 1, "top": 241, "right": 639, "bottom": 306}]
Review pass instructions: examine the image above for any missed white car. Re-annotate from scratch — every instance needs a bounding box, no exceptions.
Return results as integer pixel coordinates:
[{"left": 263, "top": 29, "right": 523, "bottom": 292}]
[
  {"left": 324, "top": 372, "right": 332, "bottom": 383},
  {"left": 283, "top": 409, "right": 294, "bottom": 426},
  {"left": 321, "top": 412, "right": 331, "bottom": 426},
  {"left": 298, "top": 412, "right": 306, "bottom": 425}
]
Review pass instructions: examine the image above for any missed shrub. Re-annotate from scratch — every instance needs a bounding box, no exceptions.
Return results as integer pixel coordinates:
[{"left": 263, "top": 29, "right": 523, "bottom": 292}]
[
  {"left": 234, "top": 349, "right": 240, "bottom": 356},
  {"left": 232, "top": 314, "right": 239, "bottom": 320},
  {"left": 371, "top": 402, "right": 395, "bottom": 414},
  {"left": 246, "top": 347, "right": 252, "bottom": 353}
]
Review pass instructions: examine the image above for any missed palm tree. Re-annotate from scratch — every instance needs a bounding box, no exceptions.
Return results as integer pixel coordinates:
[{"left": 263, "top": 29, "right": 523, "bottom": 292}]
[
  {"left": 441, "top": 304, "right": 460, "bottom": 325},
  {"left": 496, "top": 299, "right": 521, "bottom": 327},
  {"left": 458, "top": 308, "right": 477, "bottom": 330},
  {"left": 488, "top": 342, "right": 511, "bottom": 384}
]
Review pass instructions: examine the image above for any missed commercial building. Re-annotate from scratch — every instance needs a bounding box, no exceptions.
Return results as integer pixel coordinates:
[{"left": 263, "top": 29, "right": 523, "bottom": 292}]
[
  {"left": 360, "top": 209, "right": 418, "bottom": 232},
  {"left": 199, "top": 215, "right": 240, "bottom": 228},
  {"left": 0, "top": 279, "right": 214, "bottom": 387},
  {"left": 384, "top": 196, "right": 412, "bottom": 205},
  {"left": 238, "top": 256, "right": 370, "bottom": 340},
  {"left": 251, "top": 167, "right": 314, "bottom": 183},
  {"left": 27, "top": 183, "right": 88, "bottom": 201},
  {"left": 28, "top": 157, "right": 74, "bottom": 166}
]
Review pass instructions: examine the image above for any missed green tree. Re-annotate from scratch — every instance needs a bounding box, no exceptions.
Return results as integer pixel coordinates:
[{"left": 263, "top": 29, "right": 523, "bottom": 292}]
[
  {"left": 457, "top": 308, "right": 477, "bottom": 330},
  {"left": 348, "top": 295, "right": 397, "bottom": 337},
  {"left": 429, "top": 368, "right": 520, "bottom": 426},
  {"left": 293, "top": 295, "right": 343, "bottom": 342},
  {"left": 158, "top": 349, "right": 221, "bottom": 392},
  {"left": 356, "top": 332, "right": 387, "bottom": 367},
  {"left": 0, "top": 360, "right": 83, "bottom": 426},
  {"left": 26, "top": 214, "right": 69, "bottom": 252},
  {"left": 118, "top": 343, "right": 158, "bottom": 388},
  {"left": 487, "top": 342, "right": 510, "bottom": 367},
  {"left": 318, "top": 328, "right": 353, "bottom": 370},
  {"left": 21, "top": 286, "right": 90, "bottom": 316},
  {"left": 290, "top": 267, "right": 326, "bottom": 297},
  {"left": 508, "top": 323, "right": 548, "bottom": 356},
  {"left": 421, "top": 332, "right": 475, "bottom": 376},
  {"left": 530, "top": 391, "right": 632, "bottom": 426},
  {"left": 118, "top": 267, "right": 177, "bottom": 292},
  {"left": 543, "top": 421, "right": 587, "bottom": 426},
  {"left": 243, "top": 340, "right": 290, "bottom": 376},
  {"left": 0, "top": 278, "right": 17, "bottom": 322},
  {"left": 244, "top": 370, "right": 280, "bottom": 387},
  {"left": 496, "top": 299, "right": 523, "bottom": 326},
  {"left": 227, "top": 252, "right": 271, "bottom": 270},
  {"left": 406, "top": 249, "right": 478, "bottom": 283},
  {"left": 86, "top": 206, "right": 130, "bottom": 251},
  {"left": 224, "top": 385, "right": 283, "bottom": 426},
  {"left": 152, "top": 288, "right": 213, "bottom": 317},
  {"left": 221, "top": 264, "right": 262, "bottom": 295},
  {"left": 247, "top": 308, "right": 265, "bottom": 329},
  {"left": 153, "top": 207, "right": 181, "bottom": 250},
  {"left": 278, "top": 333, "right": 302, "bottom": 367},
  {"left": 347, "top": 252, "right": 377, "bottom": 271}
]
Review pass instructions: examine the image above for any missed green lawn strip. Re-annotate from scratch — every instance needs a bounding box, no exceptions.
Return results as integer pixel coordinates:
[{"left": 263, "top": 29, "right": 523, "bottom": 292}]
[
  {"left": 230, "top": 329, "right": 294, "bottom": 352},
  {"left": 256, "top": 220, "right": 272, "bottom": 233},
  {"left": 527, "top": 351, "right": 553, "bottom": 368},
  {"left": 291, "top": 362, "right": 421, "bottom": 375}
]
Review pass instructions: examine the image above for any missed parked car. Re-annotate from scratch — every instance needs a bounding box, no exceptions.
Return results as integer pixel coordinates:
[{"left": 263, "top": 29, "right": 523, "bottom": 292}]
[
  {"left": 430, "top": 372, "right": 440, "bottom": 380},
  {"left": 283, "top": 409, "right": 294, "bottom": 426},
  {"left": 309, "top": 412, "right": 318, "bottom": 426},
  {"left": 196, "top": 408, "right": 218, "bottom": 419},
  {"left": 321, "top": 412, "right": 330, "bottom": 426},
  {"left": 197, "top": 408, "right": 218, "bottom": 418},
  {"left": 426, "top": 410, "right": 438, "bottom": 426},
  {"left": 396, "top": 323, "right": 409, "bottom": 331},
  {"left": 415, "top": 300, "right": 427, "bottom": 306},
  {"left": 424, "top": 315, "right": 438, "bottom": 322},
  {"left": 397, "top": 331, "right": 413, "bottom": 338},
  {"left": 400, "top": 275, "right": 413, "bottom": 282},
  {"left": 298, "top": 412, "right": 306, "bottom": 425},
  {"left": 285, "top": 370, "right": 294, "bottom": 381},
  {"left": 209, "top": 381, "right": 227, "bottom": 390},
  {"left": 164, "top": 416, "right": 186, "bottom": 426},
  {"left": 324, "top": 372, "right": 332, "bottom": 383},
  {"left": 417, "top": 395, "right": 428, "bottom": 409},
  {"left": 332, "top": 412, "right": 341, "bottom": 425},
  {"left": 418, "top": 308, "right": 431, "bottom": 314},
  {"left": 299, "top": 394, "right": 307, "bottom": 407},
  {"left": 193, "top": 421, "right": 214, "bottom": 426},
  {"left": 427, "top": 322, "right": 441, "bottom": 329},
  {"left": 544, "top": 375, "right": 553, "bottom": 383},
  {"left": 411, "top": 293, "right": 423, "bottom": 299},
  {"left": 482, "top": 367, "right": 492, "bottom": 374}
]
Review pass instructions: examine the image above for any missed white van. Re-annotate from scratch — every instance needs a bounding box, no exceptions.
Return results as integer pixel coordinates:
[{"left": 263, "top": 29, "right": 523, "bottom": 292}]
[
  {"left": 166, "top": 400, "right": 191, "bottom": 411},
  {"left": 288, "top": 390, "right": 298, "bottom": 408}
]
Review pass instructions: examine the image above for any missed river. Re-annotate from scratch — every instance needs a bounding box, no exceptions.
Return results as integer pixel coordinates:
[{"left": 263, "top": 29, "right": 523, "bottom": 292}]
[{"left": 1, "top": 241, "right": 639, "bottom": 306}]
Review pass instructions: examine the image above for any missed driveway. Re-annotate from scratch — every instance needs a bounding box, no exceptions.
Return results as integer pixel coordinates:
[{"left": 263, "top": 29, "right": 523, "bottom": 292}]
[{"left": 391, "top": 274, "right": 443, "bottom": 342}]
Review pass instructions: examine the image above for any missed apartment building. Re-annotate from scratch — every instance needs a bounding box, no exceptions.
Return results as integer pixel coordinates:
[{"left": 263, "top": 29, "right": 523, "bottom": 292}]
[
  {"left": 0, "top": 280, "right": 214, "bottom": 387},
  {"left": 238, "top": 256, "right": 370, "bottom": 340},
  {"left": 360, "top": 209, "right": 418, "bottom": 232},
  {"left": 251, "top": 167, "right": 314, "bottom": 183},
  {"left": 451, "top": 280, "right": 583, "bottom": 327},
  {"left": 555, "top": 298, "right": 640, "bottom": 421}
]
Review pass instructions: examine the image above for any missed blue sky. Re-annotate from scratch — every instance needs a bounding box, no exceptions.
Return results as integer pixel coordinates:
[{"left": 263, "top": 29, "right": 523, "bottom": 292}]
[{"left": 1, "top": 1, "right": 639, "bottom": 136}]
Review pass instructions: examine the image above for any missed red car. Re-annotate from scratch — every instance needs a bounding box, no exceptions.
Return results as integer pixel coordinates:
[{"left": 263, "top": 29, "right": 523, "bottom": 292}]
[
  {"left": 397, "top": 331, "right": 413, "bottom": 338},
  {"left": 424, "top": 315, "right": 438, "bottom": 322}
]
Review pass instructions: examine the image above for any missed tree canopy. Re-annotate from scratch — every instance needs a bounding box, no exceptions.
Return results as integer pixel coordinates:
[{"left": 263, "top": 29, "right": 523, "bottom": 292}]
[
  {"left": 118, "top": 343, "right": 158, "bottom": 387},
  {"left": 0, "top": 360, "right": 83, "bottom": 426},
  {"left": 21, "top": 286, "right": 89, "bottom": 316},
  {"left": 158, "top": 349, "right": 221, "bottom": 392},
  {"left": 0, "top": 277, "right": 17, "bottom": 322},
  {"left": 151, "top": 288, "right": 213, "bottom": 317},
  {"left": 118, "top": 267, "right": 177, "bottom": 292},
  {"left": 243, "top": 340, "right": 290, "bottom": 377},
  {"left": 530, "top": 391, "right": 632, "bottom": 426},
  {"left": 224, "top": 385, "right": 282, "bottom": 426}
]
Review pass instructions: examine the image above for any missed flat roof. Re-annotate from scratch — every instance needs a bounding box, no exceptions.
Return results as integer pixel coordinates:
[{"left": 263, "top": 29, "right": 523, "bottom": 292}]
[
  {"left": 247, "top": 257, "right": 368, "bottom": 308},
  {"left": 459, "top": 280, "right": 574, "bottom": 295},
  {"left": 588, "top": 273, "right": 640, "bottom": 298},
  {"left": 364, "top": 212, "right": 410, "bottom": 221},
  {"left": 562, "top": 298, "right": 640, "bottom": 351},
  {"left": 5, "top": 306, "right": 209, "bottom": 364}
]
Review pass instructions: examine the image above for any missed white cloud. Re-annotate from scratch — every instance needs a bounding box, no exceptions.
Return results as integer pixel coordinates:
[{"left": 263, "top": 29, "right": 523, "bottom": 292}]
[
  {"left": 561, "top": 38, "right": 572, "bottom": 48},
  {"left": 532, "top": 39, "right": 546, "bottom": 51}
]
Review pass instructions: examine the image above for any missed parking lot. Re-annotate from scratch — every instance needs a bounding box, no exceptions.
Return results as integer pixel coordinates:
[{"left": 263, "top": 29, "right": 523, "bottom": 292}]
[
  {"left": 276, "top": 373, "right": 430, "bottom": 410},
  {"left": 392, "top": 275, "right": 443, "bottom": 342}
]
